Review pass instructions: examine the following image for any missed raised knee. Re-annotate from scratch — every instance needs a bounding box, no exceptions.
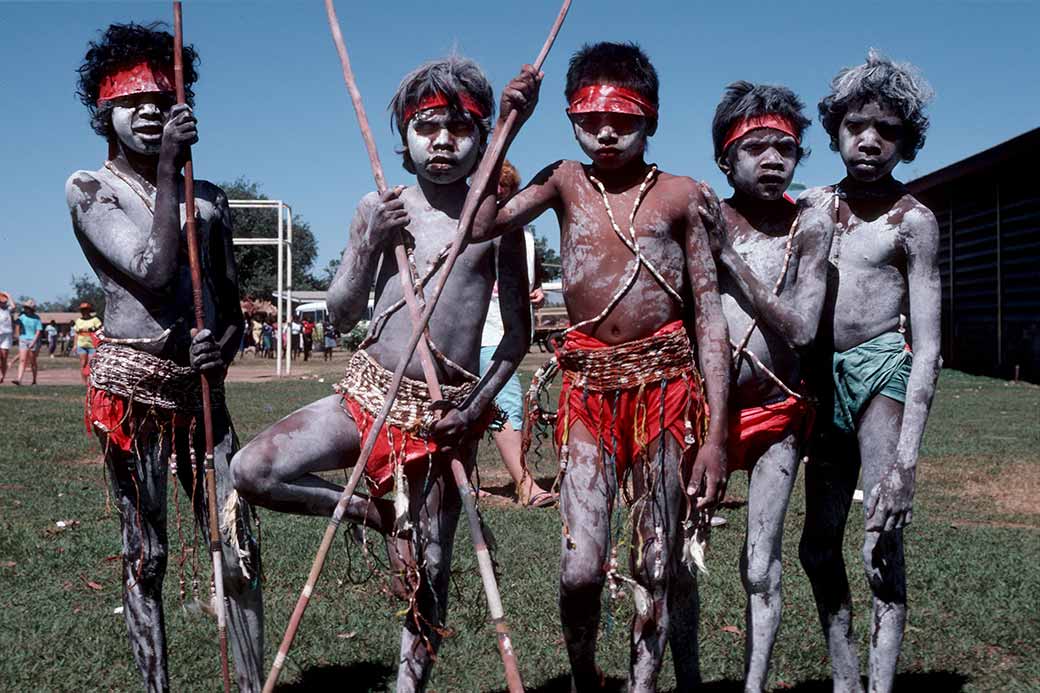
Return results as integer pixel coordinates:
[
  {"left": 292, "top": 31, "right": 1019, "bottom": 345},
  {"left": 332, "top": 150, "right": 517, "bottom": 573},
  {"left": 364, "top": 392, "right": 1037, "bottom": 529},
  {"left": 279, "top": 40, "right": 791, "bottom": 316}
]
[{"left": 230, "top": 447, "right": 272, "bottom": 504}]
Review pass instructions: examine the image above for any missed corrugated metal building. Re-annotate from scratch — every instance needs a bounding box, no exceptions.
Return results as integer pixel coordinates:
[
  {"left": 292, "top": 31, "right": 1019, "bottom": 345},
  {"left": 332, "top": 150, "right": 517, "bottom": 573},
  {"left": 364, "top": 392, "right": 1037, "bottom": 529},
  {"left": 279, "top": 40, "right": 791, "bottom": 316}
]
[{"left": 907, "top": 127, "right": 1040, "bottom": 383}]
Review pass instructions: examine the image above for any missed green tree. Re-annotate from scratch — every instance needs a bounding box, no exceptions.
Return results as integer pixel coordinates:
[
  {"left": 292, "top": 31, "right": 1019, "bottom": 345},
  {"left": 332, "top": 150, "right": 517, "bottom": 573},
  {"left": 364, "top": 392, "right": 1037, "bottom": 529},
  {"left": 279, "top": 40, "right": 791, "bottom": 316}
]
[
  {"left": 69, "top": 274, "right": 106, "bottom": 314},
  {"left": 220, "top": 178, "right": 322, "bottom": 299},
  {"left": 531, "top": 227, "right": 561, "bottom": 282}
]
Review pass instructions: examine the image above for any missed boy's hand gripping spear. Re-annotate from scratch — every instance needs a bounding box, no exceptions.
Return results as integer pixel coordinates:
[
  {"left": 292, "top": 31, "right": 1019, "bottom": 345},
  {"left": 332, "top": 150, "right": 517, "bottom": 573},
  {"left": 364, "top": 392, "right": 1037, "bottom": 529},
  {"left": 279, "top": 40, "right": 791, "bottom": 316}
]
[
  {"left": 262, "top": 2, "right": 570, "bottom": 691},
  {"left": 172, "top": 4, "right": 232, "bottom": 693}
]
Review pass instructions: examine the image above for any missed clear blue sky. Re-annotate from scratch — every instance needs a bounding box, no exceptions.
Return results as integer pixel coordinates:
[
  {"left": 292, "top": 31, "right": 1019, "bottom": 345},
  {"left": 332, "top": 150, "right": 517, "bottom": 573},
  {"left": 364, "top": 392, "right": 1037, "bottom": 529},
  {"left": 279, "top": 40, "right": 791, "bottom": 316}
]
[{"left": 2, "top": 0, "right": 1037, "bottom": 303}]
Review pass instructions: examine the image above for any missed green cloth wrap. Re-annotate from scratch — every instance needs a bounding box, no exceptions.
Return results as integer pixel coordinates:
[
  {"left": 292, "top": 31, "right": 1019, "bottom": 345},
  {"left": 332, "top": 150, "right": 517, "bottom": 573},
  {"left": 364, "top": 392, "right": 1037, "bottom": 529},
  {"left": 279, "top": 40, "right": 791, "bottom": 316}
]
[{"left": 832, "top": 331, "right": 912, "bottom": 434}]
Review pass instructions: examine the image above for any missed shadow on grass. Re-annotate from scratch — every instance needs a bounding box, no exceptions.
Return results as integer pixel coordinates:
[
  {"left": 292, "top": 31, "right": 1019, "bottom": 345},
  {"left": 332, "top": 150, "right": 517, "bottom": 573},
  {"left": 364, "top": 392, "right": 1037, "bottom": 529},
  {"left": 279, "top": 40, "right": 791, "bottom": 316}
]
[
  {"left": 274, "top": 661, "right": 394, "bottom": 691},
  {"left": 495, "top": 673, "right": 628, "bottom": 692},
  {"left": 694, "top": 669, "right": 969, "bottom": 692}
]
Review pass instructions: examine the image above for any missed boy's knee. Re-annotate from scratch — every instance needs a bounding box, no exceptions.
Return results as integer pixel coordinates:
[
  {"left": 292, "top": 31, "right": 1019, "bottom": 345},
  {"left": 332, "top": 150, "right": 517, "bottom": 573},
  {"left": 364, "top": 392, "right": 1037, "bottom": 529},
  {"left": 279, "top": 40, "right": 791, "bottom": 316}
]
[
  {"left": 230, "top": 447, "right": 270, "bottom": 503},
  {"left": 799, "top": 532, "right": 838, "bottom": 577},
  {"left": 560, "top": 558, "right": 605, "bottom": 596},
  {"left": 743, "top": 554, "right": 779, "bottom": 595},
  {"left": 861, "top": 536, "right": 906, "bottom": 602}
]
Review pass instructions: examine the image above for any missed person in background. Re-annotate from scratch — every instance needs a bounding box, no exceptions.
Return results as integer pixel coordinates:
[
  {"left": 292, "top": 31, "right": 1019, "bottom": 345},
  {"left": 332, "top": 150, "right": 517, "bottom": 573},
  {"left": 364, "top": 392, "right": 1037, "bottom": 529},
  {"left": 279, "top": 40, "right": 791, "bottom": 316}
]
[
  {"left": 301, "top": 317, "right": 314, "bottom": 361},
  {"left": 74, "top": 302, "right": 102, "bottom": 386},
  {"left": 13, "top": 299, "right": 43, "bottom": 386},
  {"left": 251, "top": 315, "right": 263, "bottom": 358},
  {"left": 46, "top": 320, "right": 60, "bottom": 357},
  {"left": 480, "top": 159, "right": 555, "bottom": 507},
  {"left": 322, "top": 319, "right": 337, "bottom": 361},
  {"left": 0, "top": 292, "right": 13, "bottom": 383}
]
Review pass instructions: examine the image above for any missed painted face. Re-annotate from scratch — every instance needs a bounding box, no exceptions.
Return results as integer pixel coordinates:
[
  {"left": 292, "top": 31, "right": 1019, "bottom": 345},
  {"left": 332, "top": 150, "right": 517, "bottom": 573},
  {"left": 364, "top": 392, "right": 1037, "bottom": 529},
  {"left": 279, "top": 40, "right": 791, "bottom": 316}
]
[
  {"left": 406, "top": 107, "right": 480, "bottom": 184},
  {"left": 570, "top": 111, "right": 648, "bottom": 170},
  {"left": 838, "top": 100, "right": 905, "bottom": 182},
  {"left": 724, "top": 128, "right": 799, "bottom": 201},
  {"left": 110, "top": 91, "right": 175, "bottom": 156}
]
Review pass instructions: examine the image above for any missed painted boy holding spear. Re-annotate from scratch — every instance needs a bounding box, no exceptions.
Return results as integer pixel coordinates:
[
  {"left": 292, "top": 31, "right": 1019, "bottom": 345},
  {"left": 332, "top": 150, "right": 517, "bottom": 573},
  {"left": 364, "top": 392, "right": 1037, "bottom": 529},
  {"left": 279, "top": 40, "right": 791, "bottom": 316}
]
[
  {"left": 65, "top": 22, "right": 263, "bottom": 692},
  {"left": 487, "top": 42, "right": 731, "bottom": 691},
  {"left": 232, "top": 56, "right": 539, "bottom": 690}
]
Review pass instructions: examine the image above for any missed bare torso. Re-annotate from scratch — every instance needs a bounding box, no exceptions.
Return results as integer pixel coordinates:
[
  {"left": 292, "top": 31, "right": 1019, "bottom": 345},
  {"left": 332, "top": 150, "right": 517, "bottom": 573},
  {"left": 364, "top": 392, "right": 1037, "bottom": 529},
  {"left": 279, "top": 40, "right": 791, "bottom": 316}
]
[
  {"left": 344, "top": 186, "right": 497, "bottom": 385},
  {"left": 806, "top": 184, "right": 929, "bottom": 352},
  {"left": 552, "top": 160, "right": 693, "bottom": 343},
  {"left": 67, "top": 166, "right": 237, "bottom": 366},
  {"left": 718, "top": 202, "right": 801, "bottom": 406}
]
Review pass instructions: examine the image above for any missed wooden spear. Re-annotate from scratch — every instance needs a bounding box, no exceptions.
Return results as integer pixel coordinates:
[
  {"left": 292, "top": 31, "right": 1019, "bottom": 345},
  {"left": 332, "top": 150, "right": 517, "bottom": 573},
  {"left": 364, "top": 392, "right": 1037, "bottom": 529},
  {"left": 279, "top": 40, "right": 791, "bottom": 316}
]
[
  {"left": 262, "top": 2, "right": 570, "bottom": 690},
  {"left": 172, "top": 4, "right": 232, "bottom": 692}
]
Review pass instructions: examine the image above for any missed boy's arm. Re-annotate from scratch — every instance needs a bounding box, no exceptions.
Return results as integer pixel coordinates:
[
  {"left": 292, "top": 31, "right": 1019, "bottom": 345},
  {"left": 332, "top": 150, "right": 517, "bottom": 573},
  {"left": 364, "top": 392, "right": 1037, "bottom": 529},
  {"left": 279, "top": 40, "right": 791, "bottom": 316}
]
[
  {"left": 684, "top": 183, "right": 732, "bottom": 509},
  {"left": 707, "top": 197, "right": 833, "bottom": 348},
  {"left": 468, "top": 65, "right": 543, "bottom": 242},
  {"left": 326, "top": 190, "right": 402, "bottom": 331},
  {"left": 192, "top": 188, "right": 245, "bottom": 372},
  {"left": 65, "top": 105, "right": 198, "bottom": 294},
  {"left": 474, "top": 161, "right": 565, "bottom": 243},
  {"left": 433, "top": 230, "right": 532, "bottom": 444},
  {"left": 866, "top": 205, "right": 942, "bottom": 532}
]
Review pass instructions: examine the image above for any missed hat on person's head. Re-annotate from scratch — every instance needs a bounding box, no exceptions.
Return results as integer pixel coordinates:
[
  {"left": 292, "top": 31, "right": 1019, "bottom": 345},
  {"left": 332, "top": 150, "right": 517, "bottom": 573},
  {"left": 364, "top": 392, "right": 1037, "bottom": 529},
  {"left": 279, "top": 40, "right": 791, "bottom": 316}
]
[
  {"left": 0, "top": 291, "right": 9, "bottom": 303},
  {"left": 79, "top": 302, "right": 93, "bottom": 311},
  {"left": 23, "top": 299, "right": 36, "bottom": 310}
]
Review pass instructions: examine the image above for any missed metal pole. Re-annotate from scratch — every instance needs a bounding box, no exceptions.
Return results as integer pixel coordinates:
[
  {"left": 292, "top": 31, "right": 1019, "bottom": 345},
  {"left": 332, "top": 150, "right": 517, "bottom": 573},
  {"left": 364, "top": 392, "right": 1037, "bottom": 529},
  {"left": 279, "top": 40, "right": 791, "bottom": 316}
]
[
  {"left": 276, "top": 204, "right": 283, "bottom": 376},
  {"left": 286, "top": 203, "right": 294, "bottom": 376}
]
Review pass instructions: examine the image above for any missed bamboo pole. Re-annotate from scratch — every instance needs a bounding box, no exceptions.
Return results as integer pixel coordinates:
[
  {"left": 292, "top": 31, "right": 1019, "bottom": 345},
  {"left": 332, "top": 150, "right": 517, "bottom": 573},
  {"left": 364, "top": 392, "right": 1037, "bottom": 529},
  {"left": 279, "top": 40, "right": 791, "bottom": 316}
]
[
  {"left": 262, "top": 2, "right": 570, "bottom": 690},
  {"left": 172, "top": 4, "right": 232, "bottom": 692}
]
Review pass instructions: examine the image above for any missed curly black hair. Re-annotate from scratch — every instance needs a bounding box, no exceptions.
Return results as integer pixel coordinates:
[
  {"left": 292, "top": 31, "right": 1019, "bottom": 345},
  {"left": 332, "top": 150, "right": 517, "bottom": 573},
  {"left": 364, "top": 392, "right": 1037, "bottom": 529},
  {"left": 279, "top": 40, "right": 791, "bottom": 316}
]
[
  {"left": 76, "top": 22, "right": 198, "bottom": 140},
  {"left": 711, "top": 81, "right": 811, "bottom": 164},
  {"left": 565, "top": 42, "right": 659, "bottom": 135},
  {"left": 819, "top": 49, "right": 934, "bottom": 163}
]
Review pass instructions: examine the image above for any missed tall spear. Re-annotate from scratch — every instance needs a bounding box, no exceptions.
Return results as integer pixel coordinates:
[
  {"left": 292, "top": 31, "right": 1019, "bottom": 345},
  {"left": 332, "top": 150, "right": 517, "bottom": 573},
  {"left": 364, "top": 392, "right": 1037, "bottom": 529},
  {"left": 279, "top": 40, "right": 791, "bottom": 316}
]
[
  {"left": 262, "top": 2, "right": 570, "bottom": 691},
  {"left": 172, "top": 4, "right": 232, "bottom": 692}
]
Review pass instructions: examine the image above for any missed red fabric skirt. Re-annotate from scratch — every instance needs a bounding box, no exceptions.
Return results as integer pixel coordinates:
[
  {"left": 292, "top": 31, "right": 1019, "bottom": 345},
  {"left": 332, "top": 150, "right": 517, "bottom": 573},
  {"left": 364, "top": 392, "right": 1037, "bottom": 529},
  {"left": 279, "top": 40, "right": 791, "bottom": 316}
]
[
  {"left": 554, "top": 321, "right": 703, "bottom": 479},
  {"left": 85, "top": 386, "right": 191, "bottom": 452},
  {"left": 727, "top": 394, "right": 813, "bottom": 472}
]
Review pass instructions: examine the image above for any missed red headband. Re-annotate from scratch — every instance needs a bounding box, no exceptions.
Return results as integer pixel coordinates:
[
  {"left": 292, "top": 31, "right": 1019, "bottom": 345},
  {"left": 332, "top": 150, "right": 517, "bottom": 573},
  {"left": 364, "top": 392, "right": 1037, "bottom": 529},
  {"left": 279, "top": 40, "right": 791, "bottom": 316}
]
[
  {"left": 97, "top": 61, "right": 175, "bottom": 105},
  {"left": 402, "top": 92, "right": 489, "bottom": 126},
  {"left": 567, "top": 84, "right": 657, "bottom": 118},
  {"left": 722, "top": 114, "right": 799, "bottom": 152}
]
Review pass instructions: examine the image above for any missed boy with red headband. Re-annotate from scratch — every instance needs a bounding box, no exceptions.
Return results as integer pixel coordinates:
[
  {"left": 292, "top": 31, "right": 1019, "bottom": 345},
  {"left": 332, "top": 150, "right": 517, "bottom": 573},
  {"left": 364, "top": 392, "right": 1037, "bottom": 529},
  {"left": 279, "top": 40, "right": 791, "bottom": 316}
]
[
  {"left": 798, "top": 51, "right": 940, "bottom": 693},
  {"left": 488, "top": 42, "right": 730, "bottom": 691},
  {"left": 702, "top": 81, "right": 833, "bottom": 692},
  {"left": 232, "top": 56, "right": 536, "bottom": 690},
  {"left": 65, "top": 23, "right": 263, "bottom": 691}
]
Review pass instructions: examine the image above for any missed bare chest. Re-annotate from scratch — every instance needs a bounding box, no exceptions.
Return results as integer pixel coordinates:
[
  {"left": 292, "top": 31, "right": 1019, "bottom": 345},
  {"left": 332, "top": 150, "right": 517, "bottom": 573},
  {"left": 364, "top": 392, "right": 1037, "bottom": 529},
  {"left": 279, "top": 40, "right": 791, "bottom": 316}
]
[{"left": 830, "top": 207, "right": 905, "bottom": 272}]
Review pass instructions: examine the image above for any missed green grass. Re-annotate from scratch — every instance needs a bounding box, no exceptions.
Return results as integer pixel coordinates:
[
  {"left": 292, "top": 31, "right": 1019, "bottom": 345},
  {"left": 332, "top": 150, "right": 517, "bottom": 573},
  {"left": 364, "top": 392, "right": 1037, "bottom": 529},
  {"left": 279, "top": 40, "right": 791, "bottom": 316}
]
[{"left": 0, "top": 369, "right": 1036, "bottom": 691}]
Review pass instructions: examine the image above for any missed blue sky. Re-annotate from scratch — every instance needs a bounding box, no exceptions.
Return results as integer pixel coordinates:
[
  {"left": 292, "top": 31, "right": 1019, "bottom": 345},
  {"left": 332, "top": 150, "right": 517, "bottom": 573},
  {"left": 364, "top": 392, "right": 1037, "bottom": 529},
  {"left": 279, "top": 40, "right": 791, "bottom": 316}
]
[{"left": 1, "top": 0, "right": 1037, "bottom": 303}]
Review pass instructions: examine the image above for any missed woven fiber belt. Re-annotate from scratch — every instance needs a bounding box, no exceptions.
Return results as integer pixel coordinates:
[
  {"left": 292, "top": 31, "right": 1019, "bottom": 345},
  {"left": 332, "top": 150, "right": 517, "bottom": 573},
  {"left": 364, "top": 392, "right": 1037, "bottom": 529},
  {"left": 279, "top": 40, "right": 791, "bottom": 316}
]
[
  {"left": 558, "top": 326, "right": 694, "bottom": 392},
  {"left": 89, "top": 342, "right": 222, "bottom": 412},
  {"left": 336, "top": 349, "right": 475, "bottom": 432}
]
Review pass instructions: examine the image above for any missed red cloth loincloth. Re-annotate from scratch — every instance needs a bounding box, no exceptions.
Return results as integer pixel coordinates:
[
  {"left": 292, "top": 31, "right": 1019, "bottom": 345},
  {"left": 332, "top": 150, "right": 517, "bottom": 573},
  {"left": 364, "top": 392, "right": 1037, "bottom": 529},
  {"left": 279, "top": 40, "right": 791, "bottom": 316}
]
[
  {"left": 341, "top": 392, "right": 438, "bottom": 498},
  {"left": 554, "top": 320, "right": 705, "bottom": 479},
  {"left": 337, "top": 349, "right": 495, "bottom": 498},
  {"left": 85, "top": 386, "right": 192, "bottom": 452},
  {"left": 727, "top": 394, "right": 813, "bottom": 472}
]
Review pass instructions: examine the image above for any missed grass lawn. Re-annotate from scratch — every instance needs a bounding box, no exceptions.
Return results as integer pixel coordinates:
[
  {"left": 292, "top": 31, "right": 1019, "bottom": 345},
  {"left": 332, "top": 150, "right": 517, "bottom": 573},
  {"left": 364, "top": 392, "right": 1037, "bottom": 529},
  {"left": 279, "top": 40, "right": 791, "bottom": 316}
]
[{"left": 0, "top": 365, "right": 1036, "bottom": 691}]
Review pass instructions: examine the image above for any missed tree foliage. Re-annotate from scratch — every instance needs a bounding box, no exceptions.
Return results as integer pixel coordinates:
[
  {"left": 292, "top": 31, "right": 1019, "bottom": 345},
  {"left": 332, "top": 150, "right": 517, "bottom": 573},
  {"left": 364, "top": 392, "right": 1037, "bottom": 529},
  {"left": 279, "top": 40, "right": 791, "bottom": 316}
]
[
  {"left": 220, "top": 178, "right": 322, "bottom": 299},
  {"left": 531, "top": 227, "right": 561, "bottom": 282}
]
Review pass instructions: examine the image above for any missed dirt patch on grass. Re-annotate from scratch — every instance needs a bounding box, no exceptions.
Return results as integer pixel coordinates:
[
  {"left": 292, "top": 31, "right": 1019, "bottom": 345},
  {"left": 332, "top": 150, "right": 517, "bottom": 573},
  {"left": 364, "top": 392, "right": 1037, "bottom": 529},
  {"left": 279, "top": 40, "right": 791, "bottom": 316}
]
[{"left": 926, "top": 455, "right": 1040, "bottom": 524}]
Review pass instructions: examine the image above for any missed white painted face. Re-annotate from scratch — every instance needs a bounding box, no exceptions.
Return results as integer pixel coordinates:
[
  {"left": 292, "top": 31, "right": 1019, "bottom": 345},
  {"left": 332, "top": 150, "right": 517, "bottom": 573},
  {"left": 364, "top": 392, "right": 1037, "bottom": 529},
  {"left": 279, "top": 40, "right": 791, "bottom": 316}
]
[
  {"left": 723, "top": 128, "right": 799, "bottom": 201},
  {"left": 406, "top": 107, "right": 480, "bottom": 184},
  {"left": 570, "top": 112, "right": 649, "bottom": 170},
  {"left": 838, "top": 100, "right": 904, "bottom": 182},
  {"left": 109, "top": 92, "right": 175, "bottom": 156}
]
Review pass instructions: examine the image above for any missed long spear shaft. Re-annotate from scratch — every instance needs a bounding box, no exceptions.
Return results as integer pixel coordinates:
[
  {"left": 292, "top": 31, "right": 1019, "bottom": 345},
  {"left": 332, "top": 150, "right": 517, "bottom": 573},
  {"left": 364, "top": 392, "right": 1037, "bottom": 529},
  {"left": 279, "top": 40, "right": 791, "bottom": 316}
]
[
  {"left": 173, "top": 4, "right": 232, "bottom": 692},
  {"left": 262, "top": 2, "right": 569, "bottom": 690}
]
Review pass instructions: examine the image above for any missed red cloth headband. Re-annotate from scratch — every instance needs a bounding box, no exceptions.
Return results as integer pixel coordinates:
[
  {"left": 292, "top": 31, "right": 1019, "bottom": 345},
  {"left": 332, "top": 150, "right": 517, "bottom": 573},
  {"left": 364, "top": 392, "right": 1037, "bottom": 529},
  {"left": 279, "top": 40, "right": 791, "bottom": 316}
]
[
  {"left": 402, "top": 92, "right": 489, "bottom": 125},
  {"left": 97, "top": 61, "right": 175, "bottom": 105},
  {"left": 567, "top": 84, "right": 657, "bottom": 118},
  {"left": 722, "top": 114, "right": 799, "bottom": 152}
]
